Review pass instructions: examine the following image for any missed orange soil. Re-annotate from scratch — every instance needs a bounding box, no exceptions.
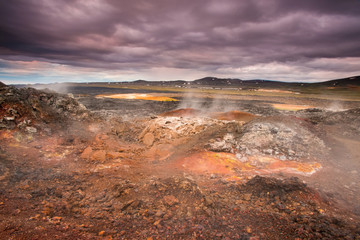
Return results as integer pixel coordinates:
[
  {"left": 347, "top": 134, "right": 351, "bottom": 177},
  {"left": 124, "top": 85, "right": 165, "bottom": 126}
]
[
  {"left": 0, "top": 130, "right": 14, "bottom": 140},
  {"left": 160, "top": 108, "right": 256, "bottom": 121},
  {"left": 159, "top": 108, "right": 201, "bottom": 117},
  {"left": 210, "top": 110, "right": 256, "bottom": 122},
  {"left": 257, "top": 89, "right": 297, "bottom": 94},
  {"left": 175, "top": 151, "right": 322, "bottom": 177},
  {"left": 96, "top": 93, "right": 178, "bottom": 101},
  {"left": 176, "top": 151, "right": 255, "bottom": 175},
  {"left": 272, "top": 104, "right": 314, "bottom": 111}
]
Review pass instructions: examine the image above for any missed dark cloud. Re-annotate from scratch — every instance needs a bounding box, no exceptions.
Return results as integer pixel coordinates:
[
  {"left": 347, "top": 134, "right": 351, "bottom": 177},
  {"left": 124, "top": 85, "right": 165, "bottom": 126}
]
[{"left": 0, "top": 0, "right": 360, "bottom": 81}]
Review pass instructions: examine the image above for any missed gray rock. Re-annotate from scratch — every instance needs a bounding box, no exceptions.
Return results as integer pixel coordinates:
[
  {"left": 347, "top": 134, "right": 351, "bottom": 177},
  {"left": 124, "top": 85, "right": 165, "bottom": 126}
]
[
  {"left": 288, "top": 150, "right": 295, "bottom": 156},
  {"left": 25, "top": 126, "right": 37, "bottom": 133},
  {"left": 264, "top": 149, "right": 273, "bottom": 155},
  {"left": 4, "top": 116, "right": 15, "bottom": 121},
  {"left": 252, "top": 149, "right": 260, "bottom": 154},
  {"left": 235, "top": 119, "right": 327, "bottom": 160}
]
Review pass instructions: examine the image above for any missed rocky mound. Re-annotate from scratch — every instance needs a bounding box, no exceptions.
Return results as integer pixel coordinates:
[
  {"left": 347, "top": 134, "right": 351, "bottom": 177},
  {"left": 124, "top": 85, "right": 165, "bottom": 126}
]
[
  {"left": 237, "top": 117, "right": 327, "bottom": 160},
  {"left": 207, "top": 116, "right": 327, "bottom": 161},
  {"left": 210, "top": 110, "right": 256, "bottom": 122},
  {"left": 295, "top": 107, "right": 360, "bottom": 138},
  {"left": 0, "top": 82, "right": 89, "bottom": 132},
  {"left": 138, "top": 116, "right": 239, "bottom": 147},
  {"left": 323, "top": 108, "right": 360, "bottom": 136}
]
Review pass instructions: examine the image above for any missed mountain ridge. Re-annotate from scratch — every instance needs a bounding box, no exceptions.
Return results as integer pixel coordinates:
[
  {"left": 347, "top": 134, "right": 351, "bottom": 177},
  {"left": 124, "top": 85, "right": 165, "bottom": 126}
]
[{"left": 9, "top": 75, "right": 360, "bottom": 89}]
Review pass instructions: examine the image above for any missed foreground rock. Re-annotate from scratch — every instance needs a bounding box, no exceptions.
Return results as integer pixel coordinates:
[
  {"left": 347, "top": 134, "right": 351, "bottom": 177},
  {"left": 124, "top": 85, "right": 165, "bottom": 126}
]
[
  {"left": 207, "top": 115, "right": 328, "bottom": 161},
  {"left": 0, "top": 82, "right": 90, "bottom": 132}
]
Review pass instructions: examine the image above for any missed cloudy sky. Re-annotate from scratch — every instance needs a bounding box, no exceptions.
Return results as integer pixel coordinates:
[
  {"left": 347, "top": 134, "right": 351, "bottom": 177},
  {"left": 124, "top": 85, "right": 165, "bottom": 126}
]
[{"left": 1, "top": 0, "right": 360, "bottom": 84}]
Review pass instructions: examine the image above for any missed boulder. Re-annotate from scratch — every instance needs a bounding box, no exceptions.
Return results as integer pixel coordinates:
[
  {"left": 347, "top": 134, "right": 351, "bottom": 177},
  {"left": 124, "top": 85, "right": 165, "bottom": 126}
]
[
  {"left": 91, "top": 150, "right": 106, "bottom": 162},
  {"left": 80, "top": 146, "right": 93, "bottom": 160},
  {"left": 143, "top": 133, "right": 155, "bottom": 146}
]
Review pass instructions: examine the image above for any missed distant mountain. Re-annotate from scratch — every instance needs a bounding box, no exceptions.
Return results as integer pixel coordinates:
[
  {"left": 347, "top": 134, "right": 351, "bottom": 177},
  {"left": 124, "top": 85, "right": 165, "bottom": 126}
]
[
  {"left": 132, "top": 80, "right": 148, "bottom": 84},
  {"left": 192, "top": 77, "right": 286, "bottom": 86},
  {"left": 11, "top": 75, "right": 360, "bottom": 89},
  {"left": 312, "top": 76, "right": 360, "bottom": 87},
  {"left": 193, "top": 77, "right": 243, "bottom": 85},
  {"left": 120, "top": 75, "right": 360, "bottom": 91}
]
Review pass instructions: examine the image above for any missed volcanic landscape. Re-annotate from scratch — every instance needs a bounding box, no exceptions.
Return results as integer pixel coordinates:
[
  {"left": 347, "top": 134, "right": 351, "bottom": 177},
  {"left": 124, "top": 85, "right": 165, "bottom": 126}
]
[{"left": 1, "top": 77, "right": 360, "bottom": 239}]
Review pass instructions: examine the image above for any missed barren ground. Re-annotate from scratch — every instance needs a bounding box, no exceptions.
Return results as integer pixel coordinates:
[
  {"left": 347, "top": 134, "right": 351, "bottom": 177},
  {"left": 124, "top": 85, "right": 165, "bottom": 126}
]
[{"left": 1, "top": 83, "right": 360, "bottom": 239}]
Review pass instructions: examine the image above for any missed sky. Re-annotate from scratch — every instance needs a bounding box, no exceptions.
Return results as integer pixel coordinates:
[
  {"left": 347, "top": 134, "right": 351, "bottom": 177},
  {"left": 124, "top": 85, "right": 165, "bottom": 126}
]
[{"left": 0, "top": 0, "right": 360, "bottom": 84}]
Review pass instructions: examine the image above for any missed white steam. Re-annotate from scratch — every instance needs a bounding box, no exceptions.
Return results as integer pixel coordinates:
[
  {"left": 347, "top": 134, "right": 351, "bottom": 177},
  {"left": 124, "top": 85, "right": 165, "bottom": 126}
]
[
  {"left": 32, "top": 83, "right": 72, "bottom": 94},
  {"left": 177, "top": 91, "right": 238, "bottom": 115}
]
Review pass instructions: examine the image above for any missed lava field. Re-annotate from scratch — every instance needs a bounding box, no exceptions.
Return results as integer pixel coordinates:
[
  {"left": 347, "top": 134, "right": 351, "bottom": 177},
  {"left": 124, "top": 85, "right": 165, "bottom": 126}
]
[{"left": 1, "top": 82, "right": 360, "bottom": 239}]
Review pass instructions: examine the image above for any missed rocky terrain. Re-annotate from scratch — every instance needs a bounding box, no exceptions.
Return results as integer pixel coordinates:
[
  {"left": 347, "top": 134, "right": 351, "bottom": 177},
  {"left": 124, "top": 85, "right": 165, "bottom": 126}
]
[
  {"left": 0, "top": 82, "right": 90, "bottom": 133},
  {"left": 1, "top": 82, "right": 360, "bottom": 239}
]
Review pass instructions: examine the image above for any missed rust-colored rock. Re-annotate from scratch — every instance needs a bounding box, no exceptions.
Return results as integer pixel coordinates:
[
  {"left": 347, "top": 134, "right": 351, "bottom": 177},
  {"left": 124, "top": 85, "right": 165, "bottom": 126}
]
[
  {"left": 91, "top": 150, "right": 106, "bottom": 162},
  {"left": 210, "top": 110, "right": 256, "bottom": 122},
  {"left": 106, "top": 151, "right": 125, "bottom": 159},
  {"left": 80, "top": 146, "right": 92, "bottom": 160},
  {"left": 163, "top": 195, "right": 179, "bottom": 206},
  {"left": 143, "top": 132, "right": 155, "bottom": 146}
]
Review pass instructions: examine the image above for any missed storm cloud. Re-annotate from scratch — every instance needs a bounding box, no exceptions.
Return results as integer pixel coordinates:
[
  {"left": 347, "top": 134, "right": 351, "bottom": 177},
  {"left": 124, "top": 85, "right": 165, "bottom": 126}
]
[{"left": 0, "top": 0, "right": 360, "bottom": 83}]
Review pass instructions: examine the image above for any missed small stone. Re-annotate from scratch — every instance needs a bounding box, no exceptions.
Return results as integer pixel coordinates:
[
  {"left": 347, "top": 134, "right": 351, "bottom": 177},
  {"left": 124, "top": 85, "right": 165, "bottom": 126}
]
[
  {"left": 155, "top": 210, "right": 164, "bottom": 217},
  {"left": 279, "top": 155, "right": 287, "bottom": 161},
  {"left": 106, "top": 151, "right": 124, "bottom": 159},
  {"left": 163, "top": 195, "right": 179, "bottom": 206},
  {"left": 243, "top": 193, "right": 252, "bottom": 201},
  {"left": 52, "top": 216, "right": 62, "bottom": 221},
  {"left": 25, "top": 126, "right": 37, "bottom": 133},
  {"left": 143, "top": 133, "right": 155, "bottom": 146},
  {"left": 205, "top": 197, "right": 214, "bottom": 207},
  {"left": 80, "top": 146, "right": 92, "bottom": 160},
  {"left": 4, "top": 116, "right": 15, "bottom": 121},
  {"left": 91, "top": 150, "right": 106, "bottom": 162},
  {"left": 264, "top": 149, "right": 273, "bottom": 155},
  {"left": 153, "top": 219, "right": 161, "bottom": 226},
  {"left": 223, "top": 133, "right": 234, "bottom": 141}
]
